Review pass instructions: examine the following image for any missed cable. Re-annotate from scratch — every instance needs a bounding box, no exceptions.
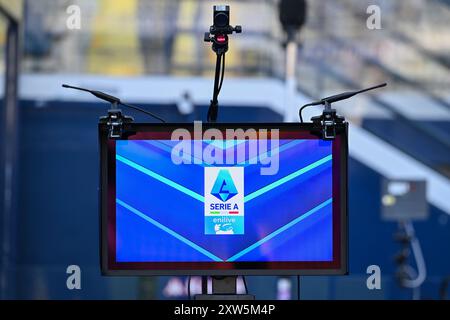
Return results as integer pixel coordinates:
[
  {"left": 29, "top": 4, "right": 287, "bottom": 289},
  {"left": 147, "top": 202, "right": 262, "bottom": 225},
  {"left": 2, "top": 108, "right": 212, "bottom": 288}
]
[
  {"left": 207, "top": 53, "right": 225, "bottom": 123},
  {"left": 401, "top": 265, "right": 421, "bottom": 300},
  {"left": 401, "top": 221, "right": 427, "bottom": 289},
  {"left": 217, "top": 53, "right": 225, "bottom": 94},
  {"left": 119, "top": 102, "right": 166, "bottom": 123},
  {"left": 187, "top": 276, "right": 191, "bottom": 300},
  {"left": 242, "top": 276, "right": 248, "bottom": 294},
  {"left": 299, "top": 103, "right": 316, "bottom": 123}
]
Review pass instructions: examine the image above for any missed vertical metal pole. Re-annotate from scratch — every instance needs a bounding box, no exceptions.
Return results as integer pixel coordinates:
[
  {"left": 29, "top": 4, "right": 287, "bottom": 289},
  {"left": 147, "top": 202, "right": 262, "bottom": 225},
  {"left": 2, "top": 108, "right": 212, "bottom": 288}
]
[
  {"left": 0, "top": 18, "right": 20, "bottom": 299},
  {"left": 283, "top": 40, "right": 298, "bottom": 122}
]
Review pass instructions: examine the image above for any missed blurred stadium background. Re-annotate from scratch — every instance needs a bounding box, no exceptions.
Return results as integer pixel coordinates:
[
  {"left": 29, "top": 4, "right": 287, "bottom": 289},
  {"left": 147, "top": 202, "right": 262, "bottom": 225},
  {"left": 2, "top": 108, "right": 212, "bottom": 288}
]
[{"left": 0, "top": 0, "right": 450, "bottom": 299}]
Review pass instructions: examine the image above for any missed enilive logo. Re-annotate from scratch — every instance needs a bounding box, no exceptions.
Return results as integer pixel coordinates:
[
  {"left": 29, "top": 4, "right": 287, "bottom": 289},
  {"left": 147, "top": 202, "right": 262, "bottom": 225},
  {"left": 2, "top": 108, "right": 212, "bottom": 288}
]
[
  {"left": 204, "top": 167, "right": 244, "bottom": 235},
  {"left": 211, "top": 169, "right": 238, "bottom": 202}
]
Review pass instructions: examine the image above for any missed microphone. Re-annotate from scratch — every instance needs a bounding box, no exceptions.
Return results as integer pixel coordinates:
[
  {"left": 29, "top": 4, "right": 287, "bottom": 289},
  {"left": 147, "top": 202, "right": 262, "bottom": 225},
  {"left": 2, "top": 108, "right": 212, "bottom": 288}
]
[
  {"left": 62, "top": 84, "right": 121, "bottom": 104},
  {"left": 279, "top": 0, "right": 307, "bottom": 40},
  {"left": 62, "top": 84, "right": 165, "bottom": 123},
  {"left": 299, "top": 83, "right": 387, "bottom": 122},
  {"left": 311, "top": 83, "right": 387, "bottom": 106}
]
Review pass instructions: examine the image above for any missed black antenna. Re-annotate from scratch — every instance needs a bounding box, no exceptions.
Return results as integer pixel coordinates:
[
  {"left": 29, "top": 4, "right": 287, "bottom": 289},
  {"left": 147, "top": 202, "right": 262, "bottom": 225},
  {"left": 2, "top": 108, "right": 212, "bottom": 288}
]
[
  {"left": 299, "top": 83, "right": 387, "bottom": 122},
  {"left": 318, "top": 83, "right": 386, "bottom": 105},
  {"left": 62, "top": 84, "right": 166, "bottom": 123}
]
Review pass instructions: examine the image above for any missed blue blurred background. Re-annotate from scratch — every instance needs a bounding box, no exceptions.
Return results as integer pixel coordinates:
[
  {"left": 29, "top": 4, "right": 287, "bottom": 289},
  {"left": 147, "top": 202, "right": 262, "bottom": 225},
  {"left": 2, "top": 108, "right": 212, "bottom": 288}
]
[{"left": 0, "top": 0, "right": 449, "bottom": 300}]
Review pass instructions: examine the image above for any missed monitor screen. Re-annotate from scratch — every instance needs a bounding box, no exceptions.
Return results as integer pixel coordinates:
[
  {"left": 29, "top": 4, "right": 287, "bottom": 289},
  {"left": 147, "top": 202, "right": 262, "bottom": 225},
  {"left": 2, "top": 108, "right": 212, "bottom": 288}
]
[{"left": 100, "top": 123, "right": 347, "bottom": 275}]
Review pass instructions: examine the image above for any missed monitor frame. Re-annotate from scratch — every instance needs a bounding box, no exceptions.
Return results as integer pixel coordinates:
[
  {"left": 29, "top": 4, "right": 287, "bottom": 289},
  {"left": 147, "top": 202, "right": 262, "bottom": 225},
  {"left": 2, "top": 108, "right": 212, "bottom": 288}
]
[{"left": 99, "top": 122, "right": 348, "bottom": 276}]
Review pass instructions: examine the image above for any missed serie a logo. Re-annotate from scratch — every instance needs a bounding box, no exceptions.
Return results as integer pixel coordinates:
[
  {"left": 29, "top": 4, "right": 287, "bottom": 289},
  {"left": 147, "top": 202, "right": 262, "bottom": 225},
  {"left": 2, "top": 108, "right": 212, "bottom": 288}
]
[{"left": 204, "top": 167, "right": 244, "bottom": 235}]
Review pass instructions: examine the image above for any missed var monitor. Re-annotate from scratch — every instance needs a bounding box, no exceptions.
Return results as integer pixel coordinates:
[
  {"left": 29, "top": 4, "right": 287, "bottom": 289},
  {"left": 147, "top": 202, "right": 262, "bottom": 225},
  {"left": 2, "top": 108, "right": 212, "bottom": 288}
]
[{"left": 99, "top": 122, "right": 348, "bottom": 275}]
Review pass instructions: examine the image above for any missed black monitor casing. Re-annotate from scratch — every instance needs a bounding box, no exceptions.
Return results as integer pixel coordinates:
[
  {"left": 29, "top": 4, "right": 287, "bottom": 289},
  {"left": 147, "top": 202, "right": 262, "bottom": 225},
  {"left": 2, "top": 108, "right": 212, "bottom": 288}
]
[{"left": 99, "top": 122, "right": 348, "bottom": 276}]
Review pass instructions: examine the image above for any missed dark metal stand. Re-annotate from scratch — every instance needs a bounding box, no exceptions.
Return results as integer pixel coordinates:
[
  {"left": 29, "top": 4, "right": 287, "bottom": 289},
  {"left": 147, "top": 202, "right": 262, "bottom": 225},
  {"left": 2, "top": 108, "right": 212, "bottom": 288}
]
[
  {"left": 99, "top": 103, "right": 134, "bottom": 139},
  {"left": 195, "top": 276, "right": 255, "bottom": 300},
  {"left": 301, "top": 83, "right": 386, "bottom": 140},
  {"left": 311, "top": 101, "right": 346, "bottom": 140}
]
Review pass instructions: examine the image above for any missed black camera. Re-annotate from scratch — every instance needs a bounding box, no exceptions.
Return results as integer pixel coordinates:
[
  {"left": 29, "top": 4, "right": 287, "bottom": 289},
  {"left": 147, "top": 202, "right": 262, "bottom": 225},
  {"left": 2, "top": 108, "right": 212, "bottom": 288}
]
[
  {"left": 204, "top": 5, "right": 241, "bottom": 54},
  {"left": 210, "top": 5, "right": 240, "bottom": 34}
]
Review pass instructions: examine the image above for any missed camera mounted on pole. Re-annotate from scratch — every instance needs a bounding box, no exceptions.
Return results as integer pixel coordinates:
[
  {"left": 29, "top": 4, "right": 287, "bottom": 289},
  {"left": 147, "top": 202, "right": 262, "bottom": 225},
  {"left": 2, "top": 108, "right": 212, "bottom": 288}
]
[
  {"left": 204, "top": 5, "right": 242, "bottom": 123},
  {"left": 204, "top": 5, "right": 241, "bottom": 55}
]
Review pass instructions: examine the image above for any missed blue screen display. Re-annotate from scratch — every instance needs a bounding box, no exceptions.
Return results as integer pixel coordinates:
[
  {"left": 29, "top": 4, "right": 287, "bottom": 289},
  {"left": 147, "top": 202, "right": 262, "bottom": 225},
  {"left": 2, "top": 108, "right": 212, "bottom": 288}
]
[{"left": 115, "top": 139, "right": 333, "bottom": 263}]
